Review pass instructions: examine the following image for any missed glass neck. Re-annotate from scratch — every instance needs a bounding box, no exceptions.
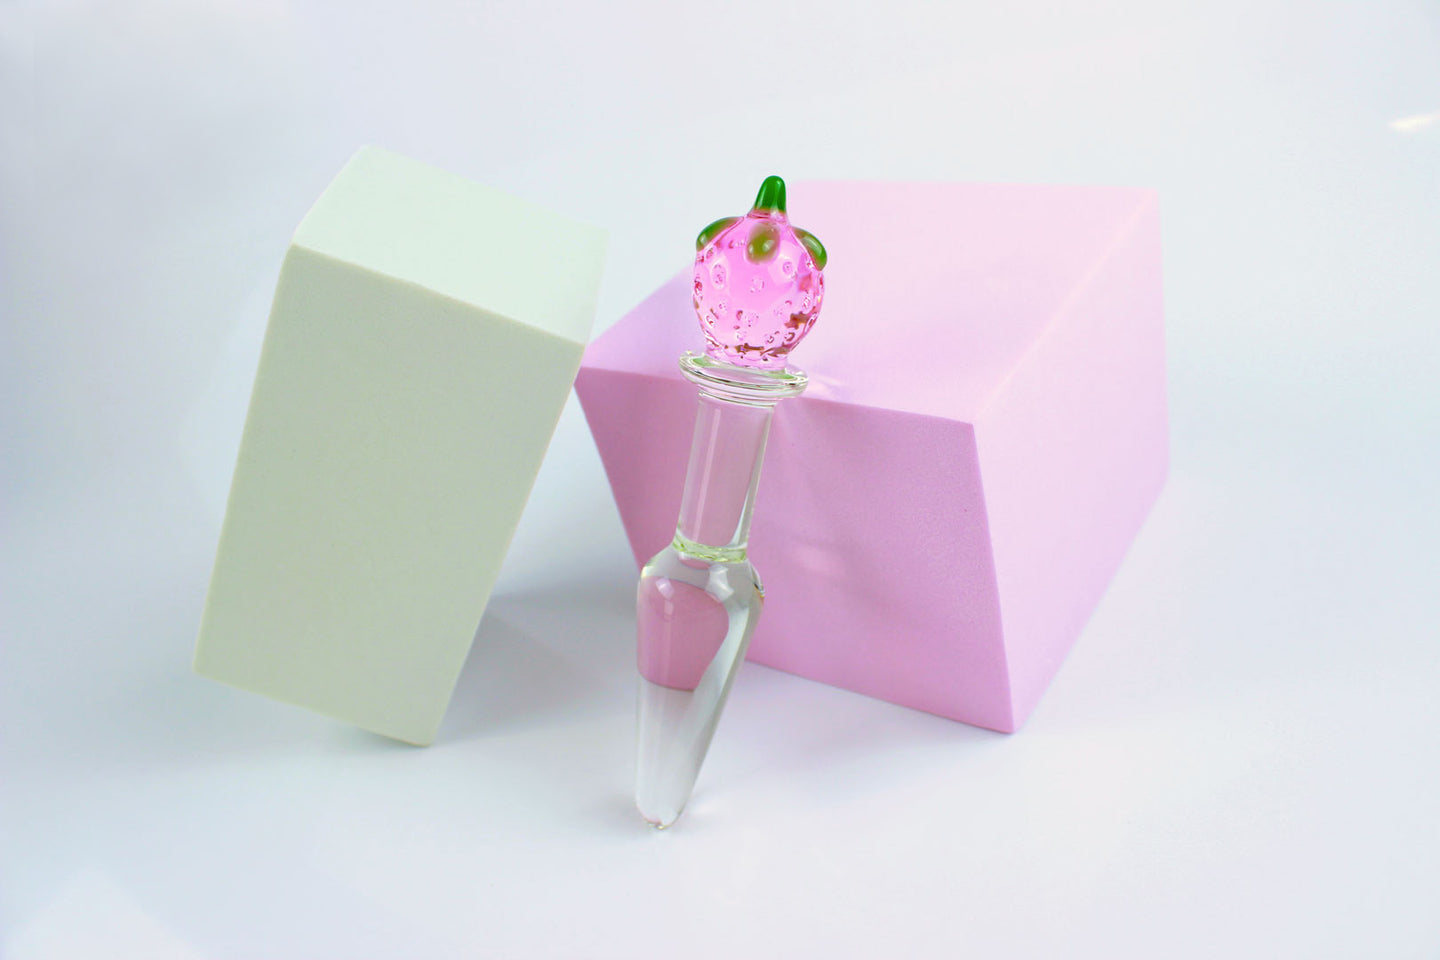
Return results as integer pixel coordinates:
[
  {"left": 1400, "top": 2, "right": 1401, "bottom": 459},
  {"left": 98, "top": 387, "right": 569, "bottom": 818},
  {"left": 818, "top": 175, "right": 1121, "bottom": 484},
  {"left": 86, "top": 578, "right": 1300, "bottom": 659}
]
[
  {"left": 669, "top": 353, "right": 807, "bottom": 564},
  {"left": 674, "top": 392, "right": 775, "bottom": 561}
]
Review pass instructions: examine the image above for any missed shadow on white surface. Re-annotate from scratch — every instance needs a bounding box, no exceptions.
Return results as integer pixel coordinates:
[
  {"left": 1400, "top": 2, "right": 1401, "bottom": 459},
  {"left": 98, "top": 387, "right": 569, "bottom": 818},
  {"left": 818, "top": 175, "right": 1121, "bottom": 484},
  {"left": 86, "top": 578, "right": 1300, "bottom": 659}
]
[
  {"left": 7, "top": 867, "right": 212, "bottom": 960},
  {"left": 442, "top": 587, "right": 635, "bottom": 744}
]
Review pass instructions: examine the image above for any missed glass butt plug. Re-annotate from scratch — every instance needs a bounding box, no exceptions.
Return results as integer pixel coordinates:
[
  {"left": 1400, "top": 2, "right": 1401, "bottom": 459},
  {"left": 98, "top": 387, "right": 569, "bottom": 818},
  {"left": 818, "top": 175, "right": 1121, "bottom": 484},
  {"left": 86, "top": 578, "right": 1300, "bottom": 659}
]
[{"left": 635, "top": 176, "right": 828, "bottom": 828}]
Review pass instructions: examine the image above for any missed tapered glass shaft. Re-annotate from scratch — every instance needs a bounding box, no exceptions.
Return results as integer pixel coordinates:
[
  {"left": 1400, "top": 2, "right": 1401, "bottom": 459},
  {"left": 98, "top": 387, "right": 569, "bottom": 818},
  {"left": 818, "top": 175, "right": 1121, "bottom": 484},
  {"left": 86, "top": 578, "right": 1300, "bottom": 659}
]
[{"left": 634, "top": 357, "right": 804, "bottom": 828}]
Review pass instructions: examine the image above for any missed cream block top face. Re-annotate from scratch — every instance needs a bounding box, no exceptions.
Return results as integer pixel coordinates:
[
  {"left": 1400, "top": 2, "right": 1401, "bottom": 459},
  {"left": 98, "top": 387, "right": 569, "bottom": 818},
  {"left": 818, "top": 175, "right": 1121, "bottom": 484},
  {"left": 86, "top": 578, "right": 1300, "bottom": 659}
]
[{"left": 293, "top": 146, "right": 605, "bottom": 344}]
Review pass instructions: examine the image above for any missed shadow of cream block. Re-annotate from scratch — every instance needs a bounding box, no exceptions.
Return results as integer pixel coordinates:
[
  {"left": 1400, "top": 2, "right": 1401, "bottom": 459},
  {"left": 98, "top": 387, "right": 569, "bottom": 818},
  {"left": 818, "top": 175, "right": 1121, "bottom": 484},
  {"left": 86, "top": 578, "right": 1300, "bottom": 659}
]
[{"left": 195, "top": 147, "right": 606, "bottom": 745}]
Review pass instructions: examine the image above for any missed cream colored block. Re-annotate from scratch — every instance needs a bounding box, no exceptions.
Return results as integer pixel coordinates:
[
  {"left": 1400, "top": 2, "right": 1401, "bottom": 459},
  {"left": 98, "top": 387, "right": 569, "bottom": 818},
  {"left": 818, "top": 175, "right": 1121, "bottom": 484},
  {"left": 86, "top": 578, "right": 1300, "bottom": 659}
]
[{"left": 195, "top": 147, "right": 606, "bottom": 744}]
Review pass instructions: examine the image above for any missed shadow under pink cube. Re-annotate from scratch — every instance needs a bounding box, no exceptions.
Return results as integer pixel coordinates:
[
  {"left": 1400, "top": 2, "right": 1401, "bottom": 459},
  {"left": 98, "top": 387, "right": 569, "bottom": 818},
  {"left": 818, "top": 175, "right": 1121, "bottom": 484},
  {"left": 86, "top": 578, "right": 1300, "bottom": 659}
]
[{"left": 578, "top": 182, "right": 1166, "bottom": 733}]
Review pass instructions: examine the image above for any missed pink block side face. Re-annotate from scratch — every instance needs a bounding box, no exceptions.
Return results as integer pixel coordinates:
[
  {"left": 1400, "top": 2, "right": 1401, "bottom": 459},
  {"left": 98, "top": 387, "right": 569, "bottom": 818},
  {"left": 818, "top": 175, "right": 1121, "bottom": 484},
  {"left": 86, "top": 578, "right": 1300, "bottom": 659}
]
[
  {"left": 579, "top": 363, "right": 1013, "bottom": 730},
  {"left": 578, "top": 182, "right": 1166, "bottom": 732},
  {"left": 975, "top": 199, "right": 1168, "bottom": 724},
  {"left": 752, "top": 402, "right": 1012, "bottom": 729}
]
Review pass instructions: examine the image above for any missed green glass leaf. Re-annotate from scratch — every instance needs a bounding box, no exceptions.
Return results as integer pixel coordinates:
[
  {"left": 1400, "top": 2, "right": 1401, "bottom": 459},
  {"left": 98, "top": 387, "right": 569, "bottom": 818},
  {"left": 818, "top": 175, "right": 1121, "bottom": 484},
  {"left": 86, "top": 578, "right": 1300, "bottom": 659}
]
[
  {"left": 751, "top": 175, "right": 787, "bottom": 215},
  {"left": 795, "top": 228, "right": 827, "bottom": 270},
  {"left": 746, "top": 223, "right": 780, "bottom": 262},
  {"left": 696, "top": 216, "right": 740, "bottom": 251}
]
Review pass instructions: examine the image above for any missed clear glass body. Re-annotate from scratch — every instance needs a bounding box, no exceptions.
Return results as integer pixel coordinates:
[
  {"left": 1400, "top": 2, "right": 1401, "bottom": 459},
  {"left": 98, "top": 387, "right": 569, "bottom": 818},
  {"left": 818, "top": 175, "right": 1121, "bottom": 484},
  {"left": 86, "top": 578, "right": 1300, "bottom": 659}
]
[{"left": 634, "top": 355, "right": 806, "bottom": 828}]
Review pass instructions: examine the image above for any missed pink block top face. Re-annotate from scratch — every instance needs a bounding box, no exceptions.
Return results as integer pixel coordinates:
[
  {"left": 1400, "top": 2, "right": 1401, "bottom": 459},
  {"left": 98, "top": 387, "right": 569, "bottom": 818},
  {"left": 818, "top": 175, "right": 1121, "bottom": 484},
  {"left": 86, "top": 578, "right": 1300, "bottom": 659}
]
[{"left": 584, "top": 182, "right": 1158, "bottom": 422}]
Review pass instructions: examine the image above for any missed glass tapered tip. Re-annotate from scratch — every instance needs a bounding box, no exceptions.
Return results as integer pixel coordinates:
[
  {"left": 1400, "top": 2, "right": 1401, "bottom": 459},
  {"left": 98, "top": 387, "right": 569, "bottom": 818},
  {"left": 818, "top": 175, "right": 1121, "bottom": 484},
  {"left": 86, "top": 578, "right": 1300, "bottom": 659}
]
[{"left": 635, "top": 552, "right": 765, "bottom": 829}]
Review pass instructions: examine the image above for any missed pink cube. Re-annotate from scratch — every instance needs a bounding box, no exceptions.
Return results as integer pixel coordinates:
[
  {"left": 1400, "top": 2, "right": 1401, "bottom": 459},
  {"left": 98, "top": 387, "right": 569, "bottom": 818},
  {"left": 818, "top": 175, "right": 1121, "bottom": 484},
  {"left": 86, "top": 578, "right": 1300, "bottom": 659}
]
[{"left": 577, "top": 182, "right": 1166, "bottom": 733}]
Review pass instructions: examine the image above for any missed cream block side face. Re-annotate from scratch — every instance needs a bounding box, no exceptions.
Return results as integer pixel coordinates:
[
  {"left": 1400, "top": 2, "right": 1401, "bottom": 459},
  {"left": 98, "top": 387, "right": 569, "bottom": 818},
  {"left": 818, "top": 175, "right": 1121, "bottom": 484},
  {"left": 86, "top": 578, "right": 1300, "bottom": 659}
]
[{"left": 196, "top": 247, "right": 584, "bottom": 744}]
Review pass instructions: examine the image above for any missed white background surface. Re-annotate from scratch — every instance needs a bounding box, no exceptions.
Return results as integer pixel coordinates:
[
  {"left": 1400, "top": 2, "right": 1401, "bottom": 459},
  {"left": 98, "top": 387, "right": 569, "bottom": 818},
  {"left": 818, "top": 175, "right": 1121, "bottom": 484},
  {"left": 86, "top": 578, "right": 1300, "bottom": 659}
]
[{"left": 3, "top": 1, "right": 1438, "bottom": 957}]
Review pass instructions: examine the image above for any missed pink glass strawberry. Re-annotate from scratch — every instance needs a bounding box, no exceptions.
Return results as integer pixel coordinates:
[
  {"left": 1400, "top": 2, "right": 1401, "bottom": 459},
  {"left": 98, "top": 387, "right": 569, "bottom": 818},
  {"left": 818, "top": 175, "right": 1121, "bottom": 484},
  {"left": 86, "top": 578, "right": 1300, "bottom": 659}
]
[{"left": 692, "top": 176, "right": 827, "bottom": 368}]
